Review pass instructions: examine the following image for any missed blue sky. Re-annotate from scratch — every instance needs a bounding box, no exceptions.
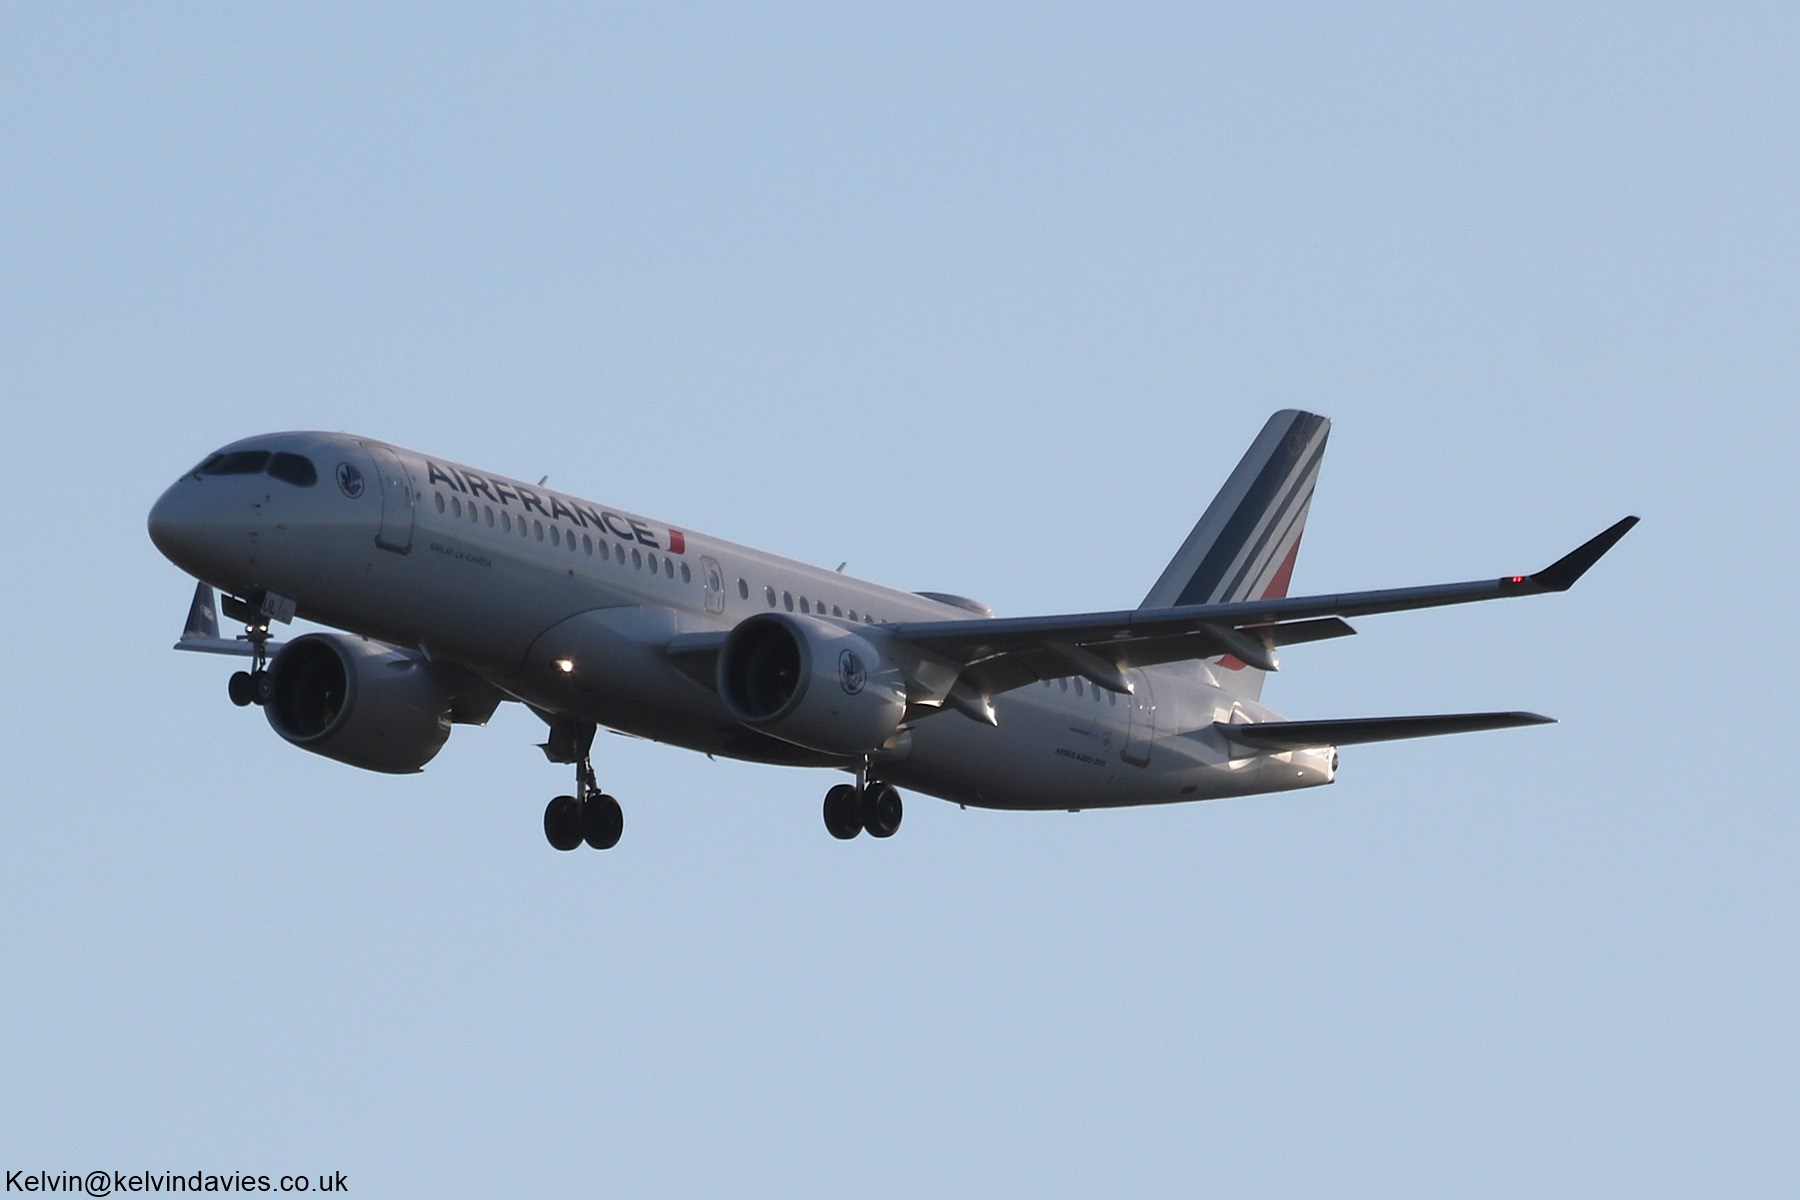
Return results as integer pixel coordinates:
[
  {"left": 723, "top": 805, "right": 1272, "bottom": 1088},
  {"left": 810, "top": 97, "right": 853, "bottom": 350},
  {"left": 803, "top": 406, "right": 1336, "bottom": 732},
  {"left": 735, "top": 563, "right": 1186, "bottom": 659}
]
[{"left": 4, "top": 4, "right": 1796, "bottom": 1196}]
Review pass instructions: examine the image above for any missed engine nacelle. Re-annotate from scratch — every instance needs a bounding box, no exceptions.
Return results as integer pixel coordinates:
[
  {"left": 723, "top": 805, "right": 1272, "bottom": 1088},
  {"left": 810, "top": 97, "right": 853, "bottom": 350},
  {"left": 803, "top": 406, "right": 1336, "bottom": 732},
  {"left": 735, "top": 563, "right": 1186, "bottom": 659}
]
[
  {"left": 717, "top": 613, "right": 908, "bottom": 757},
  {"left": 264, "top": 633, "right": 455, "bottom": 774}
]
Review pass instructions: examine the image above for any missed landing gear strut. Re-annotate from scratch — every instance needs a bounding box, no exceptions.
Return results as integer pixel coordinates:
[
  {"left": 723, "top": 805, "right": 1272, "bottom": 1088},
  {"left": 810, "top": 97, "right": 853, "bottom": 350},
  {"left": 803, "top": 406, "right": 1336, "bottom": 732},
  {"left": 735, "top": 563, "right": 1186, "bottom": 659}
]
[
  {"left": 540, "top": 716, "right": 622, "bottom": 852},
  {"left": 821, "top": 778, "right": 904, "bottom": 840},
  {"left": 225, "top": 601, "right": 274, "bottom": 708}
]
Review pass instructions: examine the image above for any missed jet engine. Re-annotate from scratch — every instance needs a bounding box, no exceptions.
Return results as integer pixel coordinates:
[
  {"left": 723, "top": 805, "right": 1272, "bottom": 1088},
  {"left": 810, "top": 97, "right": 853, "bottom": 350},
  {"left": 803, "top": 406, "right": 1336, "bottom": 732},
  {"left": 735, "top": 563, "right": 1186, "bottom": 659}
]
[
  {"left": 263, "top": 633, "right": 458, "bottom": 774},
  {"left": 717, "top": 613, "right": 908, "bottom": 757}
]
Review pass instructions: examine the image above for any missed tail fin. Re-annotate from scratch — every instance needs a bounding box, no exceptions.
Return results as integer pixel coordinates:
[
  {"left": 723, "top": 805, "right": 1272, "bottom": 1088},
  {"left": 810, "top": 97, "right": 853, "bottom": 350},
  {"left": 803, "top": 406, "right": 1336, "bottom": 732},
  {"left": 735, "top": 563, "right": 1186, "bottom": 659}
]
[{"left": 1140, "top": 409, "right": 1331, "bottom": 699}]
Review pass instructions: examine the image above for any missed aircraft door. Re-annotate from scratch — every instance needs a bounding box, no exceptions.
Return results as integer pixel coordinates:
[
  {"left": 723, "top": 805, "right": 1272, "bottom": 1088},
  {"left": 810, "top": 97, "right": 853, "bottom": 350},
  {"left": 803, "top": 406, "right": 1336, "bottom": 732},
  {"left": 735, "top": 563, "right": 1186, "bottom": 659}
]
[
  {"left": 1122, "top": 670, "right": 1154, "bottom": 767},
  {"left": 365, "top": 444, "right": 416, "bottom": 554},
  {"left": 700, "top": 556, "right": 726, "bottom": 614}
]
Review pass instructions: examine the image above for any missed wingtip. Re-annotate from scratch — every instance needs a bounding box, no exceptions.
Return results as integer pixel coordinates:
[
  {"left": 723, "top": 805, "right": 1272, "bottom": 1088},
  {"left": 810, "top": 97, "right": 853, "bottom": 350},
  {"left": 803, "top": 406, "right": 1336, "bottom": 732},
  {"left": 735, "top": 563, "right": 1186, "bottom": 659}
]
[
  {"left": 1528, "top": 515, "right": 1639, "bottom": 592},
  {"left": 182, "top": 581, "right": 221, "bottom": 639}
]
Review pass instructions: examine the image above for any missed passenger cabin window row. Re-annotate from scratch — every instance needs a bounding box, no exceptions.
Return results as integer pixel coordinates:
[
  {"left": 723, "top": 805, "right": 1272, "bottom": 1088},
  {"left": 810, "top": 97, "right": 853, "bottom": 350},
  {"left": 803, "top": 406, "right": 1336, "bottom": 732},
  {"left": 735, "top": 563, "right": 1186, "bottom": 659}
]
[
  {"left": 429, "top": 489, "right": 693, "bottom": 586},
  {"left": 195, "top": 450, "right": 318, "bottom": 488},
  {"left": 1042, "top": 677, "right": 1120, "bottom": 706},
  {"left": 429, "top": 488, "right": 884, "bottom": 619},
  {"left": 757, "top": 582, "right": 878, "bottom": 624}
]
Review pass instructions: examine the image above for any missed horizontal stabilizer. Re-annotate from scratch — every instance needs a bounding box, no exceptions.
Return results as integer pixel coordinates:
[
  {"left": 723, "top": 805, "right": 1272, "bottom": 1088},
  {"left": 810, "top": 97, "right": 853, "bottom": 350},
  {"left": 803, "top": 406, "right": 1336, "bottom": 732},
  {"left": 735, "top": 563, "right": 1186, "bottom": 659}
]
[{"left": 1215, "top": 711, "right": 1555, "bottom": 751}]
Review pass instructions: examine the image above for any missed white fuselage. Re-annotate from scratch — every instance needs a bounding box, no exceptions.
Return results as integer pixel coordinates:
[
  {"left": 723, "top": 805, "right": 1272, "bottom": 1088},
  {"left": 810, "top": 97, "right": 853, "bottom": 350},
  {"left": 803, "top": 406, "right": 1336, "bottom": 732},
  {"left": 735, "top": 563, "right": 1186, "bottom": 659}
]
[{"left": 149, "top": 431, "right": 1335, "bottom": 810}]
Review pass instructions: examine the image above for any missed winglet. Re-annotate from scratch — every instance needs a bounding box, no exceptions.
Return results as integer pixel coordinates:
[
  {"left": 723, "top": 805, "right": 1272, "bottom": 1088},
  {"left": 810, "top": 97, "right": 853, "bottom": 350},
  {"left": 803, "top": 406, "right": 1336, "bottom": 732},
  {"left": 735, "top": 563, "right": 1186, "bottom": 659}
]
[
  {"left": 173, "top": 581, "right": 270, "bottom": 658},
  {"left": 183, "top": 582, "right": 221, "bottom": 640},
  {"left": 1510, "top": 516, "right": 1639, "bottom": 594}
]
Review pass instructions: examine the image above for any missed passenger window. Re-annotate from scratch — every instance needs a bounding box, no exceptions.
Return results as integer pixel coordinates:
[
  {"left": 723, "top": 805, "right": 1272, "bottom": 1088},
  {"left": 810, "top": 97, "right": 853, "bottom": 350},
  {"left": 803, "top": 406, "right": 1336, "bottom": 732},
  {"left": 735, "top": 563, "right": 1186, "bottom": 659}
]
[
  {"left": 847, "top": 610, "right": 857, "bottom": 622},
  {"left": 583, "top": 534, "right": 593, "bottom": 554},
  {"left": 268, "top": 453, "right": 317, "bottom": 487},
  {"left": 647, "top": 553, "right": 658, "bottom": 574},
  {"left": 738, "top": 579, "right": 750, "bottom": 600},
  {"left": 832, "top": 605, "right": 842, "bottom": 618},
  {"left": 632, "top": 549, "right": 642, "bottom": 569},
  {"left": 678, "top": 562, "right": 689, "bottom": 582},
  {"left": 550, "top": 525, "right": 560, "bottom": 546},
  {"left": 500, "top": 511, "right": 511, "bottom": 532},
  {"left": 534, "top": 520, "right": 544, "bottom": 541},
  {"left": 1074, "top": 679, "right": 1085, "bottom": 697},
  {"left": 484, "top": 506, "right": 495, "bottom": 527},
  {"left": 434, "top": 493, "right": 446, "bottom": 514},
  {"left": 469, "top": 502, "right": 479, "bottom": 523},
  {"left": 783, "top": 592, "right": 794, "bottom": 612},
  {"left": 614, "top": 543, "right": 626, "bottom": 564},
  {"left": 1059, "top": 679, "right": 1069, "bottom": 692},
  {"left": 765, "top": 587, "right": 776, "bottom": 607},
  {"left": 451, "top": 496, "right": 463, "bottom": 519},
  {"left": 799, "top": 597, "right": 810, "bottom": 614}
]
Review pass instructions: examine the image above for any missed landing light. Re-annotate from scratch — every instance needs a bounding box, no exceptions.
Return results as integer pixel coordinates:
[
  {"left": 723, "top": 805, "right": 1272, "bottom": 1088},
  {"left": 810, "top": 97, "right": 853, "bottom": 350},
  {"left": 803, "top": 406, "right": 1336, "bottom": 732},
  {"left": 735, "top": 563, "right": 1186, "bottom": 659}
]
[{"left": 554, "top": 658, "right": 575, "bottom": 674}]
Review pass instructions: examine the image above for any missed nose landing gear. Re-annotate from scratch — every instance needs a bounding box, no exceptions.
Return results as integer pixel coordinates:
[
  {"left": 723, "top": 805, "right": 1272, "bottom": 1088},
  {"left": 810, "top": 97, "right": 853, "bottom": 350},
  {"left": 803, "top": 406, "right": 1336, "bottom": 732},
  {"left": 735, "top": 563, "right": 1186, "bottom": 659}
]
[
  {"left": 223, "top": 594, "right": 276, "bottom": 707},
  {"left": 227, "top": 667, "right": 264, "bottom": 707},
  {"left": 540, "top": 715, "right": 623, "bottom": 852}
]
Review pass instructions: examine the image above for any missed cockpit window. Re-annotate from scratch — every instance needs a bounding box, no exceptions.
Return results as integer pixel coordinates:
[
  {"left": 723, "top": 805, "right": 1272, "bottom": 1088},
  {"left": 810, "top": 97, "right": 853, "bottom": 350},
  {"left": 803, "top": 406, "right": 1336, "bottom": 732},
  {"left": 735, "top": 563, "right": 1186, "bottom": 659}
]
[
  {"left": 268, "top": 452, "right": 317, "bottom": 487},
  {"left": 200, "top": 450, "right": 270, "bottom": 476},
  {"left": 191, "top": 448, "right": 318, "bottom": 487}
]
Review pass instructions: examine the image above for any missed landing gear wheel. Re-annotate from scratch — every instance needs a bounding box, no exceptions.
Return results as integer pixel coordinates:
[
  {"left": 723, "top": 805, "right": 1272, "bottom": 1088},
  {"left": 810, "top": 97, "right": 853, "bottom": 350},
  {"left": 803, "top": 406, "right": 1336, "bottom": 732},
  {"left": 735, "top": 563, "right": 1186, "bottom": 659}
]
[
  {"left": 228, "top": 671, "right": 256, "bottom": 707},
  {"left": 861, "top": 782, "right": 903, "bottom": 839},
  {"left": 540, "top": 717, "right": 625, "bottom": 852},
  {"left": 581, "top": 794, "right": 623, "bottom": 851},
  {"left": 823, "top": 784, "right": 863, "bottom": 840},
  {"left": 251, "top": 669, "right": 274, "bottom": 706},
  {"left": 544, "top": 794, "right": 584, "bottom": 851}
]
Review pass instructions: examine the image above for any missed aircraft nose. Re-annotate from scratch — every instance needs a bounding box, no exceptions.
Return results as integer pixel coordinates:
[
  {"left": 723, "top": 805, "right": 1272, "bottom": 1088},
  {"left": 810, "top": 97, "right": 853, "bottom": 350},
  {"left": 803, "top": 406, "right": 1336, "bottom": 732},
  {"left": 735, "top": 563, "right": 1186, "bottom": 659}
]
[
  {"left": 147, "top": 478, "right": 219, "bottom": 573},
  {"left": 148, "top": 482, "right": 188, "bottom": 561}
]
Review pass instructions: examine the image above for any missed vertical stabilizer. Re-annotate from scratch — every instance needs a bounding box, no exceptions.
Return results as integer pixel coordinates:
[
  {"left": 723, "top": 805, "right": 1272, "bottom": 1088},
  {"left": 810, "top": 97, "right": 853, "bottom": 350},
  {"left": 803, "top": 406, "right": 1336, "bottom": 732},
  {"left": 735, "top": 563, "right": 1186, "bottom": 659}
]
[{"left": 1140, "top": 410, "right": 1330, "bottom": 699}]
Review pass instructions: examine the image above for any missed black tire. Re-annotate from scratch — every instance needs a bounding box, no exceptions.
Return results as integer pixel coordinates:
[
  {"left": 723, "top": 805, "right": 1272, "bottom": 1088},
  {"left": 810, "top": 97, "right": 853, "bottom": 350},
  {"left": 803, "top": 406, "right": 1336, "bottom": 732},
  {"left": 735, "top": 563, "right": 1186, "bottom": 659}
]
[
  {"left": 251, "top": 669, "right": 275, "bottom": 706},
  {"left": 582, "top": 794, "right": 623, "bottom": 851},
  {"left": 861, "top": 782, "right": 903, "bottom": 839},
  {"left": 823, "top": 784, "right": 862, "bottom": 840},
  {"left": 544, "top": 794, "right": 584, "bottom": 851},
  {"left": 228, "top": 671, "right": 255, "bottom": 707}
]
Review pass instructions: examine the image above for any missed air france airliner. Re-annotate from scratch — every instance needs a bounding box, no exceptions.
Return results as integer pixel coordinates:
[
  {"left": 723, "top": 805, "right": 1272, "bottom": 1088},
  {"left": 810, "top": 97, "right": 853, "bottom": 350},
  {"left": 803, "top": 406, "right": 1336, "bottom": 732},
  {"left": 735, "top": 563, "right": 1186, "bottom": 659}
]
[{"left": 147, "top": 411, "right": 1636, "bottom": 852}]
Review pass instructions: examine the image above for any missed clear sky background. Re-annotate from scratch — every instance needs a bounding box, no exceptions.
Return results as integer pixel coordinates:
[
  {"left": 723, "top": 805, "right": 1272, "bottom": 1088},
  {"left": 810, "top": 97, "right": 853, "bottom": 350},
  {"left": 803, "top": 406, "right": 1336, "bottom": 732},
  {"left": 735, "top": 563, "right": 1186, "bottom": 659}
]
[{"left": 4, "top": 4, "right": 1796, "bottom": 1196}]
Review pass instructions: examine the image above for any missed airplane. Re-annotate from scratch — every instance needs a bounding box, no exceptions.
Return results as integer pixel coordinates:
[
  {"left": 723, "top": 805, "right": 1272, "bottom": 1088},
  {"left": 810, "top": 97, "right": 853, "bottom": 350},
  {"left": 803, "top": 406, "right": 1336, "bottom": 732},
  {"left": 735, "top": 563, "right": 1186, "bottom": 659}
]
[{"left": 146, "top": 410, "right": 1636, "bottom": 852}]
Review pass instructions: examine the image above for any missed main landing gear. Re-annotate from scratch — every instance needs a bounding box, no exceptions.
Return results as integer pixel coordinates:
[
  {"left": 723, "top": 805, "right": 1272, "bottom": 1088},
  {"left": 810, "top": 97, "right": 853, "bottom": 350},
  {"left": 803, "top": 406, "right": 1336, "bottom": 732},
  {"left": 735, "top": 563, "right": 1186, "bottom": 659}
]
[
  {"left": 822, "top": 780, "right": 903, "bottom": 840},
  {"left": 540, "top": 716, "right": 622, "bottom": 852}
]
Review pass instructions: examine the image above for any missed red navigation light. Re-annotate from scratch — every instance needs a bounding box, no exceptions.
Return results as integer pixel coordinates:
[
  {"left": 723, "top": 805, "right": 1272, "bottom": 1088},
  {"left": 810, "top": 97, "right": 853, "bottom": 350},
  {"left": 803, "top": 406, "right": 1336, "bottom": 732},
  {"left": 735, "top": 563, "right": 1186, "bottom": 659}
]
[{"left": 1509, "top": 575, "right": 1525, "bottom": 583}]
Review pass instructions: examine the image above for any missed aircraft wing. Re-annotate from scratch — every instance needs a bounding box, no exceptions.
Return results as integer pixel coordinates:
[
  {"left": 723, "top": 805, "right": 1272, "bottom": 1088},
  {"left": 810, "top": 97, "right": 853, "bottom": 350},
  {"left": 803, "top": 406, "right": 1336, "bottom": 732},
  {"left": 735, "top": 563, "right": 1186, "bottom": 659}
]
[
  {"left": 1213, "top": 711, "right": 1555, "bottom": 751},
  {"left": 883, "top": 516, "right": 1638, "bottom": 706}
]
